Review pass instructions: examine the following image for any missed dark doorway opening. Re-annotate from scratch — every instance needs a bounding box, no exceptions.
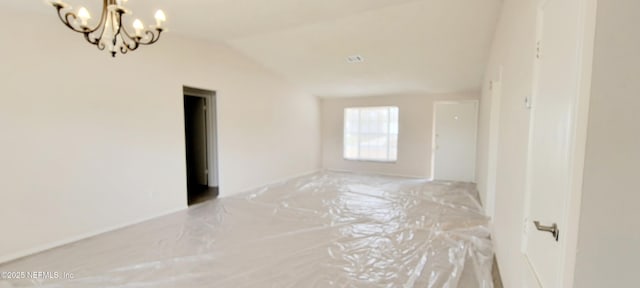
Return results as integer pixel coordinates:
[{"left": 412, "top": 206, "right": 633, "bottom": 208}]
[{"left": 183, "top": 87, "right": 218, "bottom": 205}]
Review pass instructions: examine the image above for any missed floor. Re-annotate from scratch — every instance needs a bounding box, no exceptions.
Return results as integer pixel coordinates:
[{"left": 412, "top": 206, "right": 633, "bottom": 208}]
[
  {"left": 188, "top": 185, "right": 219, "bottom": 206},
  {"left": 492, "top": 257, "right": 504, "bottom": 288},
  {"left": 0, "top": 172, "right": 494, "bottom": 287}
]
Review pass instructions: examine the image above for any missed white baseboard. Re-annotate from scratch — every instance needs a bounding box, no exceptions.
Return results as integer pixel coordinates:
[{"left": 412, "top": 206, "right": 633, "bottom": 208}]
[
  {"left": 227, "top": 169, "right": 322, "bottom": 197},
  {"left": 324, "top": 168, "right": 430, "bottom": 180},
  {"left": 0, "top": 206, "right": 186, "bottom": 265}
]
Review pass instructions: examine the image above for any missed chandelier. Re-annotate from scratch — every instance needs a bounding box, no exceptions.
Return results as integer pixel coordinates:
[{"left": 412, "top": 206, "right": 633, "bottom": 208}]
[{"left": 50, "top": 0, "right": 166, "bottom": 57}]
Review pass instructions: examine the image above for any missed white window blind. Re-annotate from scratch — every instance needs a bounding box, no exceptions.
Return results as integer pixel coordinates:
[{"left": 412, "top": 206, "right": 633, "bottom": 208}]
[{"left": 344, "top": 106, "right": 399, "bottom": 162}]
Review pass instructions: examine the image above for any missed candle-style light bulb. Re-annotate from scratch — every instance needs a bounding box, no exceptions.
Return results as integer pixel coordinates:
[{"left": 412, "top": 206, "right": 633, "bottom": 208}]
[
  {"left": 133, "top": 19, "right": 144, "bottom": 36},
  {"left": 154, "top": 10, "right": 166, "bottom": 27},
  {"left": 77, "top": 7, "right": 91, "bottom": 27}
]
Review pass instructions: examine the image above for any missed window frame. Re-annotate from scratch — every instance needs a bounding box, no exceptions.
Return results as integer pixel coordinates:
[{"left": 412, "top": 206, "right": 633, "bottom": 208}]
[{"left": 343, "top": 106, "right": 399, "bottom": 163}]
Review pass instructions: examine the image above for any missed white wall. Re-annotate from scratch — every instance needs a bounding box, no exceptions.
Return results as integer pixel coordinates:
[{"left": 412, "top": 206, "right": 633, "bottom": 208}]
[
  {"left": 475, "top": 0, "right": 538, "bottom": 286},
  {"left": 0, "top": 8, "right": 321, "bottom": 262},
  {"left": 573, "top": 0, "right": 640, "bottom": 286},
  {"left": 322, "top": 93, "right": 478, "bottom": 178}
]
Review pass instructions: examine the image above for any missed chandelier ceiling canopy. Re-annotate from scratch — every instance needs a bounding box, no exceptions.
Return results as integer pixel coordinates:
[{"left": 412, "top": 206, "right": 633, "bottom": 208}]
[{"left": 50, "top": 0, "right": 166, "bottom": 57}]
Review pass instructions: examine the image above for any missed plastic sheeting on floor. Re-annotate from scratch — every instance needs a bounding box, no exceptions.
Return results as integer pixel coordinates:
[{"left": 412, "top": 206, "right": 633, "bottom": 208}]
[{"left": 0, "top": 172, "right": 494, "bottom": 287}]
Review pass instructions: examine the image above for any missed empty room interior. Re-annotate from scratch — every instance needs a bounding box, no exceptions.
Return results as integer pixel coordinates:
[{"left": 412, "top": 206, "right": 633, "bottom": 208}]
[{"left": 0, "top": 0, "right": 638, "bottom": 287}]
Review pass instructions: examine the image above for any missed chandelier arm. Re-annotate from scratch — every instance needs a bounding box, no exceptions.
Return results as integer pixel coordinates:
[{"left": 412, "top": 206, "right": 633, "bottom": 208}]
[
  {"left": 91, "top": 0, "right": 109, "bottom": 34},
  {"left": 97, "top": 41, "right": 106, "bottom": 51},
  {"left": 90, "top": 31, "right": 104, "bottom": 45},
  {"left": 119, "top": 35, "right": 140, "bottom": 54},
  {"left": 121, "top": 26, "right": 161, "bottom": 46},
  {"left": 53, "top": 3, "right": 107, "bottom": 35},
  {"left": 82, "top": 33, "right": 99, "bottom": 46},
  {"left": 84, "top": 0, "right": 111, "bottom": 52},
  {"left": 119, "top": 44, "right": 131, "bottom": 55},
  {"left": 137, "top": 29, "right": 163, "bottom": 45},
  {"left": 53, "top": 6, "right": 83, "bottom": 33},
  {"left": 125, "top": 39, "right": 140, "bottom": 52},
  {"left": 52, "top": 2, "right": 107, "bottom": 52},
  {"left": 119, "top": 25, "right": 141, "bottom": 52}
]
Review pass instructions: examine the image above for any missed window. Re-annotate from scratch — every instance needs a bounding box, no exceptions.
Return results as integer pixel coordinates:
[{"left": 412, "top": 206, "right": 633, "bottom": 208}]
[{"left": 344, "top": 106, "right": 399, "bottom": 162}]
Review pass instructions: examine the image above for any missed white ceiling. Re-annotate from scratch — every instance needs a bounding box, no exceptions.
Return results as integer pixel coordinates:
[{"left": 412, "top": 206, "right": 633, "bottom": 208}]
[{"left": 3, "top": 0, "right": 502, "bottom": 97}]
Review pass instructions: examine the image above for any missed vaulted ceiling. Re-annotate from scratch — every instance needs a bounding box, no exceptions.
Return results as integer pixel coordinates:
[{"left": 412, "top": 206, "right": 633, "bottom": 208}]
[{"left": 2, "top": 0, "right": 502, "bottom": 97}]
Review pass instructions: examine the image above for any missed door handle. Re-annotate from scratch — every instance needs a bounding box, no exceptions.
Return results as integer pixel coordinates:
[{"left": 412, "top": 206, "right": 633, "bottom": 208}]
[{"left": 533, "top": 221, "right": 559, "bottom": 241}]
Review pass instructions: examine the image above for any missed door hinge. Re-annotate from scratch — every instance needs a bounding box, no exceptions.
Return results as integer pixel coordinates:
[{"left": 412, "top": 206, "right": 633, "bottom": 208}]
[{"left": 536, "top": 41, "right": 542, "bottom": 59}]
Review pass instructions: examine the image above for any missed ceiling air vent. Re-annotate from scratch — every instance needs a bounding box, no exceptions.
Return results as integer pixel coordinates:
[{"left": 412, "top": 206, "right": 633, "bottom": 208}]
[{"left": 346, "top": 55, "right": 364, "bottom": 63}]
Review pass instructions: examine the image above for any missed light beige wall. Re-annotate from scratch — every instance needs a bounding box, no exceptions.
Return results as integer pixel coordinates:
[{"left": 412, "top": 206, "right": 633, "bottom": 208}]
[
  {"left": 0, "top": 8, "right": 320, "bottom": 262},
  {"left": 573, "top": 0, "right": 640, "bottom": 286},
  {"left": 321, "top": 93, "right": 478, "bottom": 178},
  {"left": 475, "top": 0, "right": 537, "bottom": 286}
]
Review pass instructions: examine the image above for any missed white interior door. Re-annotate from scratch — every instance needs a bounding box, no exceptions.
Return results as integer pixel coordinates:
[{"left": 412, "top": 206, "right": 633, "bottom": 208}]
[
  {"left": 523, "top": 0, "right": 584, "bottom": 286},
  {"left": 433, "top": 101, "right": 478, "bottom": 182}
]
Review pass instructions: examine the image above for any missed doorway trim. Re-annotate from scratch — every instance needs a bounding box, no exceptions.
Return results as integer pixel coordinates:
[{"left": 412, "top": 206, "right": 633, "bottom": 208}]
[
  {"left": 486, "top": 77, "right": 502, "bottom": 220},
  {"left": 558, "top": 0, "right": 597, "bottom": 286},
  {"left": 183, "top": 86, "right": 219, "bottom": 188}
]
